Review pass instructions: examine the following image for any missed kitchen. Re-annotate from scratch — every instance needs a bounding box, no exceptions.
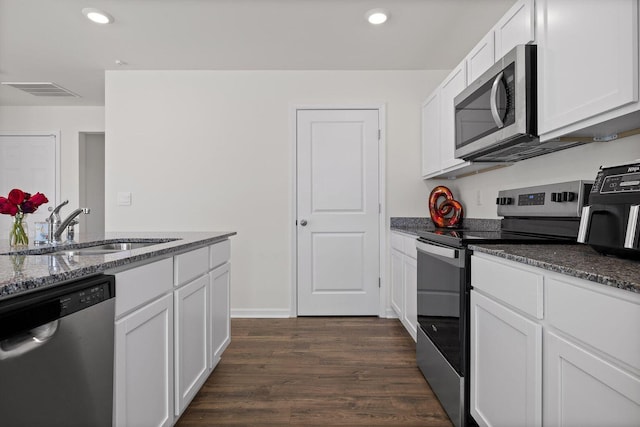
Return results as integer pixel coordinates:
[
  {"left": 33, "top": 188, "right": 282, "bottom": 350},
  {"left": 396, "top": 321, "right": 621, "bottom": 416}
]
[{"left": 1, "top": 0, "right": 639, "bottom": 426}]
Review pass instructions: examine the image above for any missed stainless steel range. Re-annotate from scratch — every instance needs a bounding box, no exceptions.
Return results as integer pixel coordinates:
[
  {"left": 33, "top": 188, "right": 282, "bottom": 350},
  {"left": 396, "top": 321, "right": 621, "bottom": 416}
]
[{"left": 415, "top": 180, "right": 592, "bottom": 427}]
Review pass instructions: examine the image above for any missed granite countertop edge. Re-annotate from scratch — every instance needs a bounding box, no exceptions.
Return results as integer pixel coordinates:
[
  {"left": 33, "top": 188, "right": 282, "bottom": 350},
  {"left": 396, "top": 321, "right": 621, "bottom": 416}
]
[
  {"left": 0, "top": 231, "right": 236, "bottom": 301},
  {"left": 470, "top": 244, "right": 640, "bottom": 294}
]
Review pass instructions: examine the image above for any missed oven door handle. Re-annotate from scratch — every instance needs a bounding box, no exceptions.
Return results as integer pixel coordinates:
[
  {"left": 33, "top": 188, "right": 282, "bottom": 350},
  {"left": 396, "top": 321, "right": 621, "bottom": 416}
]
[{"left": 416, "top": 241, "right": 458, "bottom": 259}]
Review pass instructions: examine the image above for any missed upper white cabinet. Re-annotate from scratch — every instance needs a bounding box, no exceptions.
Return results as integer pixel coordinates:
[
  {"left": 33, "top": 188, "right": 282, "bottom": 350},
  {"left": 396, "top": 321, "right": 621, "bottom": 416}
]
[
  {"left": 421, "top": 0, "right": 535, "bottom": 179},
  {"left": 466, "top": 32, "right": 495, "bottom": 83},
  {"left": 495, "top": 0, "right": 535, "bottom": 58},
  {"left": 537, "top": 0, "right": 640, "bottom": 139},
  {"left": 421, "top": 91, "right": 441, "bottom": 178},
  {"left": 439, "top": 63, "right": 468, "bottom": 171}
]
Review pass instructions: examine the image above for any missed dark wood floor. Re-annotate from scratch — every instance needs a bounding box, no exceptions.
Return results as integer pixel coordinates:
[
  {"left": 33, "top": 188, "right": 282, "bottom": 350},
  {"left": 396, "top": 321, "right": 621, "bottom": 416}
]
[{"left": 176, "top": 317, "right": 452, "bottom": 426}]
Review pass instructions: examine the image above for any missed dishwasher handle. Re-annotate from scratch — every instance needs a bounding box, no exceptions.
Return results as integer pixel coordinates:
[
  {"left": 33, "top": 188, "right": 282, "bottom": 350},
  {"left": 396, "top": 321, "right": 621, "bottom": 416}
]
[{"left": 0, "top": 320, "right": 59, "bottom": 360}]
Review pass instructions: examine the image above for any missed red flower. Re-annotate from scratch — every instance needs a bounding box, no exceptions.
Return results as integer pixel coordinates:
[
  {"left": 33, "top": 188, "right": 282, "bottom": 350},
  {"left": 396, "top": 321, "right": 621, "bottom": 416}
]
[
  {"left": 28, "top": 192, "right": 48, "bottom": 208},
  {"left": 0, "top": 189, "right": 48, "bottom": 216},
  {"left": 0, "top": 197, "right": 18, "bottom": 216},
  {"left": 8, "top": 189, "right": 25, "bottom": 205}
]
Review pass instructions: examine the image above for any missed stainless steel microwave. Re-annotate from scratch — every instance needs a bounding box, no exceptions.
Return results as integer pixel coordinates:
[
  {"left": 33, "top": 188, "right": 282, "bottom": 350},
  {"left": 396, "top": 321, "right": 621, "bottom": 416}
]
[{"left": 454, "top": 44, "right": 585, "bottom": 162}]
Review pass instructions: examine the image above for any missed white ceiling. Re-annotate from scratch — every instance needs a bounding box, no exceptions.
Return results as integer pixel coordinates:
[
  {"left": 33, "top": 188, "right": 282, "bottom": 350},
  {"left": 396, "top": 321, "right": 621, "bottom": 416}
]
[{"left": 0, "top": 0, "right": 516, "bottom": 106}]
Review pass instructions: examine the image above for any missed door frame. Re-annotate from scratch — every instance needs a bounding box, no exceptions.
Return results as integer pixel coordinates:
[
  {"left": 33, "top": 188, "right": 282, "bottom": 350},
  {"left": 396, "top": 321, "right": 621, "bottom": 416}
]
[
  {"left": 289, "top": 104, "right": 387, "bottom": 317},
  {"left": 0, "top": 130, "right": 61, "bottom": 207}
]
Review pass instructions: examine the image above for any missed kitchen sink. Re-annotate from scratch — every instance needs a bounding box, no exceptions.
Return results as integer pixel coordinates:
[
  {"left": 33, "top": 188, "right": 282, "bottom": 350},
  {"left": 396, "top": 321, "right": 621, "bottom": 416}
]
[
  {"left": 1, "top": 238, "right": 179, "bottom": 256},
  {"left": 53, "top": 242, "right": 162, "bottom": 256}
]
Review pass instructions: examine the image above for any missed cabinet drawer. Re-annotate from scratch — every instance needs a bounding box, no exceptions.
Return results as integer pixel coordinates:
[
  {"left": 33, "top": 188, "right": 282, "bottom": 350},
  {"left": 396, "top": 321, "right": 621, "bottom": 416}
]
[
  {"left": 174, "top": 246, "right": 209, "bottom": 287},
  {"left": 403, "top": 236, "right": 417, "bottom": 259},
  {"left": 546, "top": 277, "right": 640, "bottom": 371},
  {"left": 472, "top": 255, "right": 544, "bottom": 319},
  {"left": 210, "top": 239, "right": 230, "bottom": 269},
  {"left": 391, "top": 232, "right": 404, "bottom": 251},
  {"left": 115, "top": 258, "right": 173, "bottom": 318}
]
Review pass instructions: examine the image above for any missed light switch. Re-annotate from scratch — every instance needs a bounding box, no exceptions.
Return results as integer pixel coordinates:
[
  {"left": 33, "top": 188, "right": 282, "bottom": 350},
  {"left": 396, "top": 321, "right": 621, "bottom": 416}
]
[{"left": 117, "top": 192, "right": 132, "bottom": 206}]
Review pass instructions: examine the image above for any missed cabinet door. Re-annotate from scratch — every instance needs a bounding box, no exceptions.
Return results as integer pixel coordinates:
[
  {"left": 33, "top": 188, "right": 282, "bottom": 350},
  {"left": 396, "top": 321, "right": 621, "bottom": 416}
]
[
  {"left": 115, "top": 294, "right": 174, "bottom": 427},
  {"left": 470, "top": 290, "right": 542, "bottom": 427},
  {"left": 390, "top": 248, "right": 404, "bottom": 318},
  {"left": 175, "top": 275, "right": 210, "bottom": 416},
  {"left": 537, "top": 0, "right": 639, "bottom": 134},
  {"left": 439, "top": 63, "right": 467, "bottom": 170},
  {"left": 494, "top": 0, "right": 534, "bottom": 58},
  {"left": 402, "top": 255, "right": 417, "bottom": 341},
  {"left": 421, "top": 90, "right": 441, "bottom": 177},
  {"left": 467, "top": 31, "right": 495, "bottom": 83},
  {"left": 544, "top": 331, "right": 640, "bottom": 427},
  {"left": 210, "top": 262, "right": 231, "bottom": 367}
]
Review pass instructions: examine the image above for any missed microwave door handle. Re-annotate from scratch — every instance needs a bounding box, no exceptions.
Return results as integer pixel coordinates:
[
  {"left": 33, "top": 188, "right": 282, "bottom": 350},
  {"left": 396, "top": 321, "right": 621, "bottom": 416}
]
[
  {"left": 490, "top": 71, "right": 505, "bottom": 128},
  {"left": 624, "top": 205, "right": 640, "bottom": 249},
  {"left": 577, "top": 206, "right": 591, "bottom": 243}
]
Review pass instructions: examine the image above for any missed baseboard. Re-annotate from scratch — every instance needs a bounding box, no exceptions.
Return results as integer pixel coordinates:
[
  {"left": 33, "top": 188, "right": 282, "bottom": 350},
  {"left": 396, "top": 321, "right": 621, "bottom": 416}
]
[
  {"left": 231, "top": 308, "right": 292, "bottom": 318},
  {"left": 385, "top": 308, "right": 400, "bottom": 319}
]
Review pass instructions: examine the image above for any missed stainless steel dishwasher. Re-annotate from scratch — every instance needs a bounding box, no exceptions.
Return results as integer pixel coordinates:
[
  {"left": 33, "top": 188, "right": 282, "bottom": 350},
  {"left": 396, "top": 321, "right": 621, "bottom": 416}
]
[{"left": 0, "top": 274, "right": 115, "bottom": 427}]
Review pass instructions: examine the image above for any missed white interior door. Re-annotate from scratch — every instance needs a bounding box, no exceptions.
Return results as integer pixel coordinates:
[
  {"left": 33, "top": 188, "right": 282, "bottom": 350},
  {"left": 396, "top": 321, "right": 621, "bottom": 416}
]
[
  {"left": 296, "top": 109, "right": 380, "bottom": 315},
  {"left": 0, "top": 133, "right": 58, "bottom": 235}
]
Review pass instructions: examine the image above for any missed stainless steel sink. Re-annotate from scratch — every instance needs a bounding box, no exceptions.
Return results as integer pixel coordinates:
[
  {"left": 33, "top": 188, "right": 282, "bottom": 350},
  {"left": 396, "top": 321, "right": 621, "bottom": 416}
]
[
  {"left": 54, "top": 242, "right": 161, "bottom": 256},
  {"left": 1, "top": 239, "right": 178, "bottom": 256}
]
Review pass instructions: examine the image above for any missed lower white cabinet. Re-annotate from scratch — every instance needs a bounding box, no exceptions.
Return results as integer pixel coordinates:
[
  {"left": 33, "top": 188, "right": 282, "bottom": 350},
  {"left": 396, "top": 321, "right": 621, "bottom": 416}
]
[
  {"left": 210, "top": 262, "right": 231, "bottom": 367},
  {"left": 390, "top": 231, "right": 417, "bottom": 340},
  {"left": 471, "top": 252, "right": 640, "bottom": 427},
  {"left": 544, "top": 331, "right": 640, "bottom": 427},
  {"left": 174, "top": 274, "right": 210, "bottom": 415},
  {"left": 470, "top": 290, "right": 542, "bottom": 427},
  {"left": 114, "top": 293, "right": 174, "bottom": 427},
  {"left": 112, "top": 239, "right": 232, "bottom": 427}
]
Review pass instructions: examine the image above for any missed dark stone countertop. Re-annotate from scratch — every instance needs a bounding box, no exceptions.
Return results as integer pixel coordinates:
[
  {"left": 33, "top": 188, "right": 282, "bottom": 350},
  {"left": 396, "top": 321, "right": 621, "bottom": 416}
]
[
  {"left": 0, "top": 231, "right": 236, "bottom": 302},
  {"left": 390, "top": 217, "right": 501, "bottom": 236},
  {"left": 470, "top": 243, "right": 640, "bottom": 294}
]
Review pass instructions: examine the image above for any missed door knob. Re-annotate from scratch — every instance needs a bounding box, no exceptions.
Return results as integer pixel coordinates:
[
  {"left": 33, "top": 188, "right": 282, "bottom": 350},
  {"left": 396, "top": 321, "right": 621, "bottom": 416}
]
[{"left": 300, "top": 219, "right": 308, "bottom": 226}]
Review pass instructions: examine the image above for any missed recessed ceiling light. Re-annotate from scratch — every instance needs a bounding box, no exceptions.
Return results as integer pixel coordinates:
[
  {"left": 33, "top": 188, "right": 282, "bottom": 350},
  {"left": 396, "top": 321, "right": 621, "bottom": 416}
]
[
  {"left": 365, "top": 8, "right": 389, "bottom": 25},
  {"left": 82, "top": 8, "right": 114, "bottom": 24}
]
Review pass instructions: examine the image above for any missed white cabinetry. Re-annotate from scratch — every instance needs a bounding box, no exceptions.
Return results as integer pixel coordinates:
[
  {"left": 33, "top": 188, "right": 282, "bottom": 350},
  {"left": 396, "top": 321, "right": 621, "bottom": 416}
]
[
  {"left": 470, "top": 252, "right": 640, "bottom": 427},
  {"left": 390, "top": 231, "right": 417, "bottom": 340},
  {"left": 421, "top": 0, "right": 535, "bottom": 179},
  {"left": 114, "top": 258, "right": 175, "bottom": 427},
  {"left": 112, "top": 239, "right": 233, "bottom": 427},
  {"left": 494, "top": 0, "right": 534, "bottom": 59},
  {"left": 537, "top": 0, "right": 640, "bottom": 140},
  {"left": 174, "top": 274, "right": 209, "bottom": 415}
]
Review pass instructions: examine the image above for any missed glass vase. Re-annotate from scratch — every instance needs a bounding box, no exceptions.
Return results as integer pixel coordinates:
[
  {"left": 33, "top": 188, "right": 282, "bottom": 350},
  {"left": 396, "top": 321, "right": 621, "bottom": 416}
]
[{"left": 9, "top": 212, "right": 29, "bottom": 247}]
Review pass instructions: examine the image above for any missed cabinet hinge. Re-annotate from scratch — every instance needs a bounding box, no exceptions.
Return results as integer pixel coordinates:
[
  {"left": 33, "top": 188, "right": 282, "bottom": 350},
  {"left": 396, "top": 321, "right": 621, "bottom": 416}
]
[
  {"left": 378, "top": 129, "right": 381, "bottom": 140},
  {"left": 378, "top": 278, "right": 381, "bottom": 288}
]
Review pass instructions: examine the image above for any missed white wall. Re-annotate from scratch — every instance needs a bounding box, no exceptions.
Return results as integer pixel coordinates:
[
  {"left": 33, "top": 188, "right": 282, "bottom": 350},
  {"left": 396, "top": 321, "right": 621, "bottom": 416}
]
[
  {"left": 105, "top": 70, "right": 447, "bottom": 315},
  {"left": 0, "top": 106, "right": 105, "bottom": 208},
  {"left": 428, "top": 134, "right": 640, "bottom": 218}
]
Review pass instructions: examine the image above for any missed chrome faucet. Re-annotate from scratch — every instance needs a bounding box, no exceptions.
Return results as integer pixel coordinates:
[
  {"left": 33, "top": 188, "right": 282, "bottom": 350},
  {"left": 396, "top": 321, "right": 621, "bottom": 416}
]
[{"left": 47, "top": 200, "right": 90, "bottom": 244}]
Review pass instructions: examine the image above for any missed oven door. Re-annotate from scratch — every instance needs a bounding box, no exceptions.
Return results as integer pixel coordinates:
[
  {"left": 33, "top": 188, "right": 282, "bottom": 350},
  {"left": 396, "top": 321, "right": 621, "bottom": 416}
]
[{"left": 416, "top": 239, "right": 467, "bottom": 375}]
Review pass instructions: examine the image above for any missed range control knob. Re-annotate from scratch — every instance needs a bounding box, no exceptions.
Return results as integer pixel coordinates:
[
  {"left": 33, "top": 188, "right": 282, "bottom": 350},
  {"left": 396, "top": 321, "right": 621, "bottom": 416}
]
[
  {"left": 496, "top": 197, "right": 512, "bottom": 205},
  {"left": 566, "top": 191, "right": 576, "bottom": 201},
  {"left": 551, "top": 192, "right": 559, "bottom": 202}
]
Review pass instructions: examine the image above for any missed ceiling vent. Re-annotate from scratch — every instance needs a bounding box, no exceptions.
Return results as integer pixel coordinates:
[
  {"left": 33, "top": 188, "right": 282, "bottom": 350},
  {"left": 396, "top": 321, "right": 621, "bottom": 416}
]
[{"left": 1, "top": 82, "right": 80, "bottom": 97}]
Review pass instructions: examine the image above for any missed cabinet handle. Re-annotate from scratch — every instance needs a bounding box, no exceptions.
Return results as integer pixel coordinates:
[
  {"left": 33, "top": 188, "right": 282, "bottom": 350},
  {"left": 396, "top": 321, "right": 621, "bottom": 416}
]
[
  {"left": 624, "top": 205, "right": 639, "bottom": 249},
  {"left": 577, "top": 206, "right": 591, "bottom": 243},
  {"left": 490, "top": 71, "right": 505, "bottom": 128}
]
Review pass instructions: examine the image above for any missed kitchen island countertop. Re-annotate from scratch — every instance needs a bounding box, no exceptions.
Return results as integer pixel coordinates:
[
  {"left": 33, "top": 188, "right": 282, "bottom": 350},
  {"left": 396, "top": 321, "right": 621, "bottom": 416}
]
[
  {"left": 470, "top": 243, "right": 640, "bottom": 294},
  {"left": 0, "top": 231, "right": 236, "bottom": 301}
]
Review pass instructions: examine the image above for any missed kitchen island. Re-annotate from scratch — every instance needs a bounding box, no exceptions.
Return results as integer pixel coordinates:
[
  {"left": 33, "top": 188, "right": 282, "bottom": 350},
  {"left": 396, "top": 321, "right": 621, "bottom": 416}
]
[{"left": 0, "top": 231, "right": 235, "bottom": 427}]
